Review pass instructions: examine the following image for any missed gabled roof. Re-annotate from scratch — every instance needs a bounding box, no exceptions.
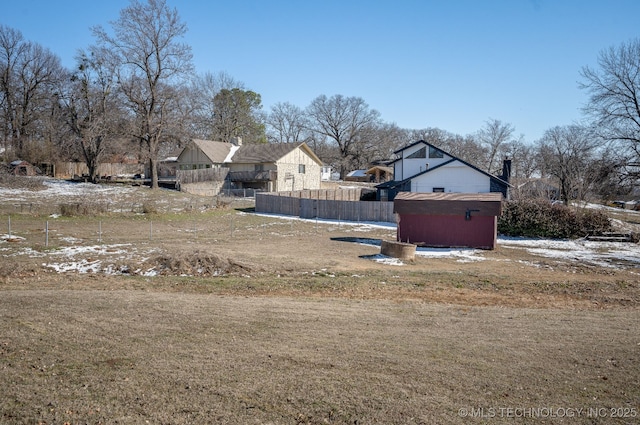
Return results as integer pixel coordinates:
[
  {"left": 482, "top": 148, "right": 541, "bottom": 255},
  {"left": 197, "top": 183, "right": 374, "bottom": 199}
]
[
  {"left": 10, "top": 160, "right": 30, "bottom": 166},
  {"left": 184, "top": 140, "right": 324, "bottom": 166},
  {"left": 365, "top": 165, "right": 393, "bottom": 175},
  {"left": 234, "top": 142, "right": 323, "bottom": 165},
  {"left": 393, "top": 139, "right": 429, "bottom": 155},
  {"left": 389, "top": 139, "right": 511, "bottom": 188},
  {"left": 409, "top": 158, "right": 511, "bottom": 188},
  {"left": 347, "top": 170, "right": 367, "bottom": 177},
  {"left": 190, "top": 139, "right": 234, "bottom": 163}
]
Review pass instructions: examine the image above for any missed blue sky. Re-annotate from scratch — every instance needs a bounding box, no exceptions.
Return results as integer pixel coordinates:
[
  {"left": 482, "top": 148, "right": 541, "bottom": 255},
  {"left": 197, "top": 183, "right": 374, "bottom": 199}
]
[{"left": 3, "top": 0, "right": 640, "bottom": 142}]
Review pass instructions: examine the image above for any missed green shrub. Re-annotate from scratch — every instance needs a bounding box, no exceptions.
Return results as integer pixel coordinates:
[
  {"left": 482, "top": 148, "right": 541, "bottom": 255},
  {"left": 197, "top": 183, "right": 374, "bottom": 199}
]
[{"left": 498, "top": 200, "right": 612, "bottom": 239}]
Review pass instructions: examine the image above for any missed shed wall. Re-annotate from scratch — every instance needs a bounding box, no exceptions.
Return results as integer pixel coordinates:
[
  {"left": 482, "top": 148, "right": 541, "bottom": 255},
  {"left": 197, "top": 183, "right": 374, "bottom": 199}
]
[{"left": 397, "top": 214, "right": 497, "bottom": 249}]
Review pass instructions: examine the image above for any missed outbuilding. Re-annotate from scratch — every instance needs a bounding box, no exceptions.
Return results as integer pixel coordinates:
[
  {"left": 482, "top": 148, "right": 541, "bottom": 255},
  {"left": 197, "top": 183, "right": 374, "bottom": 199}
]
[
  {"left": 394, "top": 192, "right": 503, "bottom": 249},
  {"left": 9, "top": 160, "right": 40, "bottom": 176}
]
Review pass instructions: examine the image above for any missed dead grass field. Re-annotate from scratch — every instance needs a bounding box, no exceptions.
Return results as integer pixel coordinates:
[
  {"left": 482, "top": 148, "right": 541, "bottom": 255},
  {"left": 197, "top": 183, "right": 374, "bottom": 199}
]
[{"left": 1, "top": 179, "right": 639, "bottom": 424}]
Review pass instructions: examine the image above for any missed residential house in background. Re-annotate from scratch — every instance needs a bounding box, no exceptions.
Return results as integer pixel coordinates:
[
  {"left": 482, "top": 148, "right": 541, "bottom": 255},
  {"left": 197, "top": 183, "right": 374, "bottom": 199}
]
[
  {"left": 366, "top": 165, "right": 393, "bottom": 183},
  {"left": 344, "top": 169, "right": 369, "bottom": 182},
  {"left": 321, "top": 165, "right": 340, "bottom": 181},
  {"left": 176, "top": 138, "right": 323, "bottom": 193},
  {"left": 376, "top": 140, "right": 511, "bottom": 201}
]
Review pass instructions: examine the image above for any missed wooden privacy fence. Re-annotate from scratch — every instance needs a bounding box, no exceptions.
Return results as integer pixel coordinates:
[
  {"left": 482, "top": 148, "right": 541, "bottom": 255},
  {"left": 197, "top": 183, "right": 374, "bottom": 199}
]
[
  {"left": 54, "top": 162, "right": 143, "bottom": 179},
  {"left": 274, "top": 189, "right": 363, "bottom": 201},
  {"left": 256, "top": 190, "right": 395, "bottom": 223}
]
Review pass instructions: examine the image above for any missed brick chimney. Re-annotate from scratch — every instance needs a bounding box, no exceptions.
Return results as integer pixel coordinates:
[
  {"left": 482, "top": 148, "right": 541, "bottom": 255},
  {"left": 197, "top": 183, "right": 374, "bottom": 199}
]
[{"left": 501, "top": 159, "right": 512, "bottom": 183}]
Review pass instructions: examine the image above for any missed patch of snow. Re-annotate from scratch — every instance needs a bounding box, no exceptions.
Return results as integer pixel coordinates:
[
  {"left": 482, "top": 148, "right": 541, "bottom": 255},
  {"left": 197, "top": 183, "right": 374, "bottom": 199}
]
[
  {"left": 254, "top": 212, "right": 396, "bottom": 230},
  {"left": 46, "top": 259, "right": 102, "bottom": 273},
  {"left": 498, "top": 236, "right": 640, "bottom": 268},
  {"left": 58, "top": 236, "right": 82, "bottom": 244},
  {"left": 365, "top": 254, "right": 404, "bottom": 266},
  {"left": 224, "top": 145, "right": 241, "bottom": 163},
  {"left": 1, "top": 234, "right": 26, "bottom": 242},
  {"left": 0, "top": 179, "right": 136, "bottom": 203},
  {"left": 415, "top": 246, "right": 486, "bottom": 262},
  {"left": 48, "top": 244, "right": 131, "bottom": 257}
]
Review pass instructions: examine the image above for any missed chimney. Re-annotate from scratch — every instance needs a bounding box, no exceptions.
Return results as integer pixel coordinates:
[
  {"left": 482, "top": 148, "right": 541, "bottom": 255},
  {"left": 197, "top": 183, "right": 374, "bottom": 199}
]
[
  {"left": 231, "top": 137, "right": 242, "bottom": 146},
  {"left": 501, "top": 159, "right": 512, "bottom": 183}
]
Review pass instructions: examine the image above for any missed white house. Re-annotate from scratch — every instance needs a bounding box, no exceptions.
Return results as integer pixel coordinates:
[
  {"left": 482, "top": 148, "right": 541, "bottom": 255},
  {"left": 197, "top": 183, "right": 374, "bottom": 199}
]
[{"left": 376, "top": 140, "right": 510, "bottom": 201}]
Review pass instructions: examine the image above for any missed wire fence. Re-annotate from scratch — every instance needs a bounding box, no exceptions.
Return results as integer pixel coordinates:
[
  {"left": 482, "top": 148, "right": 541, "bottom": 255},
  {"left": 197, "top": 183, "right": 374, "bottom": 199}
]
[{"left": 2, "top": 208, "right": 394, "bottom": 251}]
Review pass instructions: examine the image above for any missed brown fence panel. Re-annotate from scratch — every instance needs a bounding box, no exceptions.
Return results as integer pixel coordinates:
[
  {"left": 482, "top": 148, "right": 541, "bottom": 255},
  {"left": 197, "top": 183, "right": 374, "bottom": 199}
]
[
  {"left": 300, "top": 198, "right": 316, "bottom": 219},
  {"left": 256, "top": 193, "right": 300, "bottom": 216},
  {"left": 257, "top": 193, "right": 394, "bottom": 223}
]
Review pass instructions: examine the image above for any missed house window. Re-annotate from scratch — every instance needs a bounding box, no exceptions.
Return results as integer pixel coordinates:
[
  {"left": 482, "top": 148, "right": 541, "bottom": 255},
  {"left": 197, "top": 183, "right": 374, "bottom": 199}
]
[
  {"left": 433, "top": 187, "right": 445, "bottom": 193},
  {"left": 429, "top": 146, "right": 444, "bottom": 158},
  {"left": 407, "top": 147, "right": 426, "bottom": 159},
  {"left": 298, "top": 164, "right": 306, "bottom": 174}
]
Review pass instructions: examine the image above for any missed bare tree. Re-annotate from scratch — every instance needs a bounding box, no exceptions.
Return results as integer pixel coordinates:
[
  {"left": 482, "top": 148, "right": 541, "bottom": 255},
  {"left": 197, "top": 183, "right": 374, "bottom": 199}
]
[
  {"left": 62, "top": 47, "right": 121, "bottom": 182},
  {"left": 92, "top": 0, "right": 193, "bottom": 188},
  {"left": 266, "top": 102, "right": 308, "bottom": 144},
  {"left": 190, "top": 71, "right": 243, "bottom": 139},
  {"left": 580, "top": 39, "right": 640, "bottom": 163},
  {"left": 0, "top": 25, "right": 65, "bottom": 161},
  {"left": 351, "top": 122, "right": 406, "bottom": 169},
  {"left": 305, "top": 94, "right": 381, "bottom": 177},
  {"left": 0, "top": 25, "right": 25, "bottom": 160},
  {"left": 536, "top": 125, "right": 600, "bottom": 205},
  {"left": 476, "top": 118, "right": 515, "bottom": 173},
  {"left": 501, "top": 137, "right": 535, "bottom": 179},
  {"left": 408, "top": 128, "right": 488, "bottom": 167}
]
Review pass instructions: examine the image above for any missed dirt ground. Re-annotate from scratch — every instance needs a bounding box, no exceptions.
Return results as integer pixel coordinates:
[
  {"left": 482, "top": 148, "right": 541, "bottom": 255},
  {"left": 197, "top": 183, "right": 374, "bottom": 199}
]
[{"left": 1, "top": 180, "right": 639, "bottom": 424}]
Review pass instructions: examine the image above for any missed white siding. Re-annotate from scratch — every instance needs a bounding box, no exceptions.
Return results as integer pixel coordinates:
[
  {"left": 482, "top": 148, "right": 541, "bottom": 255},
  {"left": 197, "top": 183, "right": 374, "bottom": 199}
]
[
  {"left": 397, "top": 142, "right": 453, "bottom": 180},
  {"left": 410, "top": 162, "right": 491, "bottom": 193}
]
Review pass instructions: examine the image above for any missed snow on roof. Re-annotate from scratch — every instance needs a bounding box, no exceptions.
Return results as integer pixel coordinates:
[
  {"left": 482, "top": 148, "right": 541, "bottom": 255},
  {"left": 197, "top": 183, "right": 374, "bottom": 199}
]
[
  {"left": 347, "top": 170, "right": 367, "bottom": 177},
  {"left": 224, "top": 145, "right": 241, "bottom": 163}
]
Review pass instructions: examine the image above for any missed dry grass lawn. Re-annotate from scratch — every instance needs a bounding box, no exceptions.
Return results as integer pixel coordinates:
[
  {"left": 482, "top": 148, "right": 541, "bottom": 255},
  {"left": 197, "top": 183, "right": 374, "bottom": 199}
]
[{"left": 1, "top": 179, "right": 639, "bottom": 424}]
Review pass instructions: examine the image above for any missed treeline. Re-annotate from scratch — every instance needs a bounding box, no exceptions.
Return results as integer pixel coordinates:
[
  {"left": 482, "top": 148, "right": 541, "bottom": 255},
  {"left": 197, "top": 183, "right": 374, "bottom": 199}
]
[{"left": 1, "top": 0, "right": 638, "bottom": 201}]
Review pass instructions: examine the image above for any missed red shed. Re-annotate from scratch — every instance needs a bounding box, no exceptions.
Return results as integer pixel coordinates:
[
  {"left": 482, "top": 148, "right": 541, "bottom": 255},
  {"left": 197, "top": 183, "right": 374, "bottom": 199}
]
[{"left": 394, "top": 192, "right": 503, "bottom": 249}]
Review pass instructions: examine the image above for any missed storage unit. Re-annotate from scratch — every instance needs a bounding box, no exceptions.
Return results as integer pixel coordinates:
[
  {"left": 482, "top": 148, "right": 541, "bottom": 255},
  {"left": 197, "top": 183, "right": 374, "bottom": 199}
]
[{"left": 394, "top": 192, "right": 503, "bottom": 249}]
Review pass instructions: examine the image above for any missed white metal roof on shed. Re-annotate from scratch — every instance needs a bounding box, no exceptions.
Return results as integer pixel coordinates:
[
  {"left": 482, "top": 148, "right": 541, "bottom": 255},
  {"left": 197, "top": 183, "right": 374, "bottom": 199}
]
[{"left": 347, "top": 170, "right": 367, "bottom": 177}]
